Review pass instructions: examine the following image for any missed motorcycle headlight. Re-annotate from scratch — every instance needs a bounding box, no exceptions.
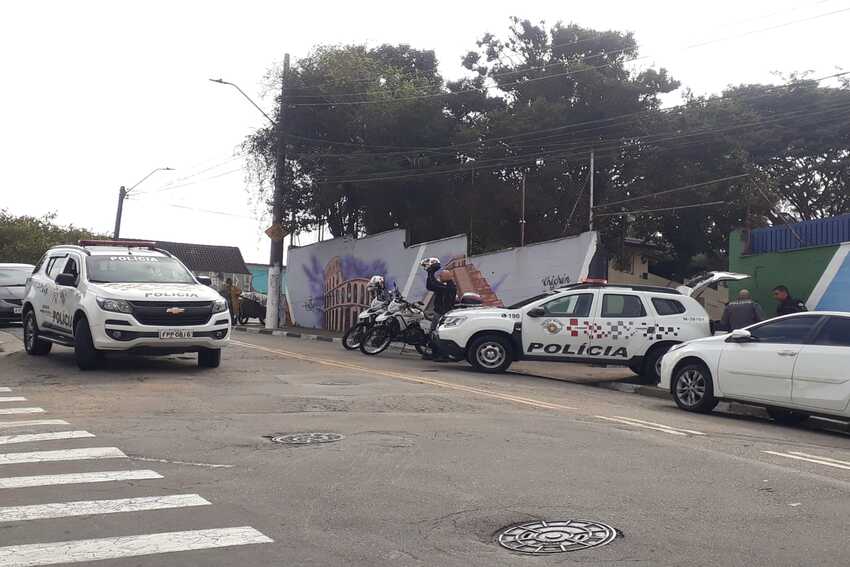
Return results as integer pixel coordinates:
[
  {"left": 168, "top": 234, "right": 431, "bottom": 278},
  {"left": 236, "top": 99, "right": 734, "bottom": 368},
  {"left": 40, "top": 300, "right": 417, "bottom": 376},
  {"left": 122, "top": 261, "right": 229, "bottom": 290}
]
[
  {"left": 441, "top": 316, "right": 467, "bottom": 328},
  {"left": 96, "top": 297, "right": 134, "bottom": 314},
  {"left": 212, "top": 299, "right": 228, "bottom": 313}
]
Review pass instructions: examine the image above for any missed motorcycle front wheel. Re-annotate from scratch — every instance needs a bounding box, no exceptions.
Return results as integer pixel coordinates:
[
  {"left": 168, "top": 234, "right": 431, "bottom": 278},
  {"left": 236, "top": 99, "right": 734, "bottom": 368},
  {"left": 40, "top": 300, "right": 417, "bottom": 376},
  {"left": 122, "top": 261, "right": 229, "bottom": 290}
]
[
  {"left": 342, "top": 322, "right": 369, "bottom": 350},
  {"left": 360, "top": 325, "right": 393, "bottom": 355}
]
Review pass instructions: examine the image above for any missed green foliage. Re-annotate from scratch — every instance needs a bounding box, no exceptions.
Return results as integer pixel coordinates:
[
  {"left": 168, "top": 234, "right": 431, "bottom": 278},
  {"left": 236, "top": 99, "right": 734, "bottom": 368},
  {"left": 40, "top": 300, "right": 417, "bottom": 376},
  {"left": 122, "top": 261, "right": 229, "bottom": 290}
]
[
  {"left": 244, "top": 18, "right": 850, "bottom": 280},
  {"left": 0, "top": 210, "right": 104, "bottom": 264}
]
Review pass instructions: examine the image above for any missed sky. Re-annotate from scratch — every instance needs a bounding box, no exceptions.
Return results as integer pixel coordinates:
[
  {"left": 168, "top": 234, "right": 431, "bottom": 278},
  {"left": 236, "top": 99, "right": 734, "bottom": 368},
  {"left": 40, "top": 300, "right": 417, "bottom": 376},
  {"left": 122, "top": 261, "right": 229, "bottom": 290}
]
[{"left": 2, "top": 0, "right": 848, "bottom": 264}]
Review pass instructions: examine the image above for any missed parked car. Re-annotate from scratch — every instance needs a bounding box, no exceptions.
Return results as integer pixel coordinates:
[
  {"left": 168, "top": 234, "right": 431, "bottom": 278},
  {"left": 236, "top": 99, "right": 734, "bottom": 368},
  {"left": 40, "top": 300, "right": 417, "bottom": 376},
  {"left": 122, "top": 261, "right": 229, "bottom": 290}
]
[
  {"left": 21, "top": 240, "right": 230, "bottom": 370},
  {"left": 660, "top": 312, "right": 850, "bottom": 424},
  {"left": 435, "top": 274, "right": 746, "bottom": 381},
  {"left": 0, "top": 263, "right": 34, "bottom": 324}
]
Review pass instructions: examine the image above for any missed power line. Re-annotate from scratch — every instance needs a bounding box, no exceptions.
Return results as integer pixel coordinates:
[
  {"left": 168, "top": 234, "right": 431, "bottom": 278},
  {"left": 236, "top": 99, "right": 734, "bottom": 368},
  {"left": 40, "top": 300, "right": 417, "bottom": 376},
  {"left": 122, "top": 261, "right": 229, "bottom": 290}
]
[
  {"left": 594, "top": 200, "right": 730, "bottom": 217},
  {"left": 593, "top": 174, "right": 751, "bottom": 209},
  {"left": 285, "top": 70, "right": 850, "bottom": 155},
  {"left": 312, "top": 101, "right": 850, "bottom": 184}
]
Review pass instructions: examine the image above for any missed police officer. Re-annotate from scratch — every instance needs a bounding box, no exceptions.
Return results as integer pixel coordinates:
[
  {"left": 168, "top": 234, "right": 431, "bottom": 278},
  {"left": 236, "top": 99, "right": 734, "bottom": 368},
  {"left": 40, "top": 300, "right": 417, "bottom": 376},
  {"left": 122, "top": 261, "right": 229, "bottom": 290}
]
[
  {"left": 421, "top": 258, "right": 457, "bottom": 361},
  {"left": 772, "top": 285, "right": 807, "bottom": 316}
]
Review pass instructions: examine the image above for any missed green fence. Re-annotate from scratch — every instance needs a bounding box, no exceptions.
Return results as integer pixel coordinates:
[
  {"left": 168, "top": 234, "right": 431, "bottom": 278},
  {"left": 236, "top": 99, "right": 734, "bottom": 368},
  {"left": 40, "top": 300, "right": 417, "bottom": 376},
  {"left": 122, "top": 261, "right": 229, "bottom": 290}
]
[{"left": 728, "top": 230, "right": 838, "bottom": 315}]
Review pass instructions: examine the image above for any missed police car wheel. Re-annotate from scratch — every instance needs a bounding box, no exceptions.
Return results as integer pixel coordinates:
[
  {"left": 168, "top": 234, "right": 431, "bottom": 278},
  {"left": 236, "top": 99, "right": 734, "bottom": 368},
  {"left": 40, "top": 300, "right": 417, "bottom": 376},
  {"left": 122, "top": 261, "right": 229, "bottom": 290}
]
[
  {"left": 672, "top": 363, "right": 717, "bottom": 413},
  {"left": 640, "top": 344, "right": 671, "bottom": 385},
  {"left": 198, "top": 348, "right": 221, "bottom": 368},
  {"left": 23, "top": 311, "right": 51, "bottom": 356},
  {"left": 74, "top": 318, "right": 99, "bottom": 371},
  {"left": 468, "top": 334, "right": 512, "bottom": 373}
]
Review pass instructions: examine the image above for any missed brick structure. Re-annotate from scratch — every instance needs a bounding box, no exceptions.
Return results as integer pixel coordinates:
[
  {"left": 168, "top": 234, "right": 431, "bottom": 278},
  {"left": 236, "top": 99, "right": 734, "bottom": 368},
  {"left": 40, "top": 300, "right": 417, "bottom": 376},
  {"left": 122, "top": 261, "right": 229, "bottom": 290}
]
[
  {"left": 445, "top": 256, "right": 502, "bottom": 307},
  {"left": 322, "top": 256, "right": 369, "bottom": 332}
]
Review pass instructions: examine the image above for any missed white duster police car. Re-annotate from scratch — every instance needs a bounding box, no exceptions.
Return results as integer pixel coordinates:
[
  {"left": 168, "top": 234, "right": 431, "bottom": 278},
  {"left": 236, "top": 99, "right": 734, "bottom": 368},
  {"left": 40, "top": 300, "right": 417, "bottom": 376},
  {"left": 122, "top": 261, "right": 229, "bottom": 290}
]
[
  {"left": 21, "top": 240, "right": 230, "bottom": 370},
  {"left": 435, "top": 274, "right": 748, "bottom": 382}
]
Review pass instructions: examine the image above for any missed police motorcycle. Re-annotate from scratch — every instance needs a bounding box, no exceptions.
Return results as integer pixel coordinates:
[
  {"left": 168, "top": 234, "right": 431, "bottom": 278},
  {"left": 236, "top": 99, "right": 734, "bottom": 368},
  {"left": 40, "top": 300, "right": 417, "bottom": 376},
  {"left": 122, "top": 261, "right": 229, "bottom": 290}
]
[
  {"left": 360, "top": 291, "right": 430, "bottom": 356},
  {"left": 342, "top": 276, "right": 393, "bottom": 350}
]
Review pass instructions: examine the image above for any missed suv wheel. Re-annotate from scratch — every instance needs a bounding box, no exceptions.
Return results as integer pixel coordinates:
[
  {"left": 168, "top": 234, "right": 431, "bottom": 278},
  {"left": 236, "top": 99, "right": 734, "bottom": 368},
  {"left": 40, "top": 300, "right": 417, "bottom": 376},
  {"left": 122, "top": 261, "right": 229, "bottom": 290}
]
[
  {"left": 672, "top": 363, "right": 718, "bottom": 413},
  {"left": 198, "top": 348, "right": 221, "bottom": 368},
  {"left": 74, "top": 317, "right": 99, "bottom": 371},
  {"left": 23, "top": 311, "right": 52, "bottom": 356},
  {"left": 467, "top": 334, "right": 513, "bottom": 373}
]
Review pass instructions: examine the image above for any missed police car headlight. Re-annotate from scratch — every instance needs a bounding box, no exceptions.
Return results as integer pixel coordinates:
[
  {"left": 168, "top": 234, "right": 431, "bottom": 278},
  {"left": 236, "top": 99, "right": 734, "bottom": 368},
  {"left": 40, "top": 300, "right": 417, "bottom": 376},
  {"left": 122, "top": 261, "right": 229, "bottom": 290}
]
[
  {"left": 96, "top": 297, "right": 133, "bottom": 314},
  {"left": 212, "top": 299, "right": 228, "bottom": 313},
  {"left": 441, "top": 316, "right": 467, "bottom": 328}
]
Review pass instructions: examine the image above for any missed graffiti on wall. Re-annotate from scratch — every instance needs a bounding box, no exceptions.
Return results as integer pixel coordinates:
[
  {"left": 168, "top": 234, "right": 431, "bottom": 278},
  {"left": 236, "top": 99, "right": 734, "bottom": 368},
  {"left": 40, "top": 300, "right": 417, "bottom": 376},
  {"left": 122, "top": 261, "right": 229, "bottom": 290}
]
[{"left": 286, "top": 229, "right": 597, "bottom": 331}]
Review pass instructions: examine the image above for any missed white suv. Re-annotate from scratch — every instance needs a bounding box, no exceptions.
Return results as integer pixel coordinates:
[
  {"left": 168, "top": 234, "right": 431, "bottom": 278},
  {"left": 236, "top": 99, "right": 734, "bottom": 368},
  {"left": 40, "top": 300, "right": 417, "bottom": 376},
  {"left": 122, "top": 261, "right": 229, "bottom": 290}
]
[
  {"left": 435, "top": 279, "right": 737, "bottom": 382},
  {"left": 21, "top": 240, "right": 230, "bottom": 370}
]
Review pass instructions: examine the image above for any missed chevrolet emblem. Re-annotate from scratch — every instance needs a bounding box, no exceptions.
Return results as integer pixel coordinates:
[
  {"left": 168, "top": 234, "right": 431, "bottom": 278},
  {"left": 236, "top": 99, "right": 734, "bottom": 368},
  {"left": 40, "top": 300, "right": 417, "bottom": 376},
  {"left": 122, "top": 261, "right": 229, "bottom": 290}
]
[{"left": 165, "top": 307, "right": 185, "bottom": 315}]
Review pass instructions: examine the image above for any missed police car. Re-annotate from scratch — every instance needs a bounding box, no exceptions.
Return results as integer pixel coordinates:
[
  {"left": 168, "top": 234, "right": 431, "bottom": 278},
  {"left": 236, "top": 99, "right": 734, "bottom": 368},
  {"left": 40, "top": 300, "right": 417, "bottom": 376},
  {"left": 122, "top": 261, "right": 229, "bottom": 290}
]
[
  {"left": 435, "top": 273, "right": 748, "bottom": 382},
  {"left": 21, "top": 240, "right": 230, "bottom": 370}
]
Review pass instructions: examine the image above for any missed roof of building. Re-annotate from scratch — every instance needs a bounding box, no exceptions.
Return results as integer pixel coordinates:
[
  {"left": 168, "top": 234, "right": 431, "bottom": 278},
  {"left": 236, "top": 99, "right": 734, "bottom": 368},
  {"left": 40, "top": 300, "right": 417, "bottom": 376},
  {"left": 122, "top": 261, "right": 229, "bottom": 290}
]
[
  {"left": 747, "top": 214, "right": 850, "bottom": 254},
  {"left": 141, "top": 240, "right": 251, "bottom": 274}
]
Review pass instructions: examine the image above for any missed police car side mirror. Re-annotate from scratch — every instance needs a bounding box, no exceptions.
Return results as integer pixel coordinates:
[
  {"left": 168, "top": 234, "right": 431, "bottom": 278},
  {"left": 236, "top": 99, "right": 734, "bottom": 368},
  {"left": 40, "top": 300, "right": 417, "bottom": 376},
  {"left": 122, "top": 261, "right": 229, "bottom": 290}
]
[
  {"left": 727, "top": 329, "right": 754, "bottom": 343},
  {"left": 55, "top": 273, "right": 77, "bottom": 287},
  {"left": 196, "top": 276, "right": 212, "bottom": 286},
  {"left": 527, "top": 307, "right": 545, "bottom": 318}
]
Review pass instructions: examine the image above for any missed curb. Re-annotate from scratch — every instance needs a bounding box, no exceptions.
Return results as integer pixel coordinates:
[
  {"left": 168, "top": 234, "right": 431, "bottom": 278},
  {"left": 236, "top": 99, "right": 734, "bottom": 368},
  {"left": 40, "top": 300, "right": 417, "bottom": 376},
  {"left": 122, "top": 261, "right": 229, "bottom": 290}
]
[{"left": 233, "top": 326, "right": 342, "bottom": 344}]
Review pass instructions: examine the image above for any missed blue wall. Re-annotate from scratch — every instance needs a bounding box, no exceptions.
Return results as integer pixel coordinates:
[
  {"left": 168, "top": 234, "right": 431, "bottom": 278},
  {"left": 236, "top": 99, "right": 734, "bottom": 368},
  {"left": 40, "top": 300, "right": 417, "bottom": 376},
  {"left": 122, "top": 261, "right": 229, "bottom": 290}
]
[{"left": 248, "top": 265, "right": 286, "bottom": 296}]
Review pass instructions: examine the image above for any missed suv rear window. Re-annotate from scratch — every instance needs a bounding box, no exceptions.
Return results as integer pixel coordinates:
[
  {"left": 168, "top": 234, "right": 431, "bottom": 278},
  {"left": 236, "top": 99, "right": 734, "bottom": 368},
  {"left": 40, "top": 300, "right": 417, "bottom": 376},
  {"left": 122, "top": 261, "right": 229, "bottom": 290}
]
[
  {"left": 85, "top": 256, "right": 196, "bottom": 284},
  {"left": 652, "top": 298, "right": 686, "bottom": 315},
  {"left": 602, "top": 294, "right": 646, "bottom": 318}
]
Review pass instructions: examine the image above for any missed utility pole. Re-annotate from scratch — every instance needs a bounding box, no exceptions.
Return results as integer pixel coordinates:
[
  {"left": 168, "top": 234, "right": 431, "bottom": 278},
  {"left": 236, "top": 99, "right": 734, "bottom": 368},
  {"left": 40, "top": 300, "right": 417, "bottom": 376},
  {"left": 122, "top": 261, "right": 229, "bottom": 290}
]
[
  {"left": 266, "top": 53, "right": 289, "bottom": 330},
  {"left": 588, "top": 148, "right": 595, "bottom": 231},
  {"left": 113, "top": 186, "right": 127, "bottom": 239},
  {"left": 113, "top": 167, "right": 173, "bottom": 239},
  {"left": 520, "top": 172, "right": 527, "bottom": 247}
]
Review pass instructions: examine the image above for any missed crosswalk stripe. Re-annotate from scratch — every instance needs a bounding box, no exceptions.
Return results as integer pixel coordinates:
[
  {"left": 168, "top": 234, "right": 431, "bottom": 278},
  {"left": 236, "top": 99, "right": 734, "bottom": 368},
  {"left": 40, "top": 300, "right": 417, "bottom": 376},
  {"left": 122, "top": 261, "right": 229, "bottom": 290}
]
[
  {"left": 0, "top": 526, "right": 273, "bottom": 566},
  {"left": 0, "top": 431, "right": 95, "bottom": 445},
  {"left": 0, "top": 388, "right": 10, "bottom": 392},
  {"left": 0, "top": 470, "right": 163, "bottom": 489},
  {"left": 0, "top": 447, "right": 126, "bottom": 465},
  {"left": 0, "top": 397, "right": 28, "bottom": 403},
  {"left": 0, "top": 494, "right": 210, "bottom": 522},
  {"left": 0, "top": 420, "right": 69, "bottom": 430},
  {"left": 0, "top": 408, "right": 45, "bottom": 415}
]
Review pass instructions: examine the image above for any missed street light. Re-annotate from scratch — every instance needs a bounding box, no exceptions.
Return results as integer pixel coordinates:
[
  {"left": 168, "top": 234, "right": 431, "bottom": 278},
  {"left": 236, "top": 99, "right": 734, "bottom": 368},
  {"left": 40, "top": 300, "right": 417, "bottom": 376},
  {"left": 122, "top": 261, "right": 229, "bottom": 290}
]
[
  {"left": 113, "top": 167, "right": 174, "bottom": 239},
  {"left": 210, "top": 61, "right": 289, "bottom": 331},
  {"left": 208, "top": 78, "right": 274, "bottom": 125}
]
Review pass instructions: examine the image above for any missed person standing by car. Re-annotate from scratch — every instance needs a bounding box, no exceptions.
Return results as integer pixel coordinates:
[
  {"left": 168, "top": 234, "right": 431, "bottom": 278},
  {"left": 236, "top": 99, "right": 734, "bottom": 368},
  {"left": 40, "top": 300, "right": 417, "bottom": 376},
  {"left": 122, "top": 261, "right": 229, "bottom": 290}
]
[
  {"left": 772, "top": 285, "right": 807, "bottom": 316},
  {"left": 719, "top": 289, "right": 765, "bottom": 331},
  {"left": 221, "top": 278, "right": 242, "bottom": 324}
]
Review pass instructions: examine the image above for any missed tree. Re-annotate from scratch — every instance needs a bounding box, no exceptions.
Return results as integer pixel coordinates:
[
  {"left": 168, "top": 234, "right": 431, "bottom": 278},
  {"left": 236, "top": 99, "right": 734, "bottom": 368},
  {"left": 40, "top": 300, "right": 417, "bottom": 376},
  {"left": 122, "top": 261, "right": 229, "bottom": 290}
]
[
  {"left": 0, "top": 210, "right": 104, "bottom": 264},
  {"left": 243, "top": 20, "right": 850, "bottom": 278}
]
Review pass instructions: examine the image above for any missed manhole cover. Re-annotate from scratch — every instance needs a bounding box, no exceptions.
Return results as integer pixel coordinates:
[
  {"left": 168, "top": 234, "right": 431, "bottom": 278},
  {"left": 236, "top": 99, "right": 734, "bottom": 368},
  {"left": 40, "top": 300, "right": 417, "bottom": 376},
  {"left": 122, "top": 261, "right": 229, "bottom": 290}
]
[
  {"left": 498, "top": 520, "right": 617, "bottom": 554},
  {"left": 270, "top": 432, "right": 344, "bottom": 445}
]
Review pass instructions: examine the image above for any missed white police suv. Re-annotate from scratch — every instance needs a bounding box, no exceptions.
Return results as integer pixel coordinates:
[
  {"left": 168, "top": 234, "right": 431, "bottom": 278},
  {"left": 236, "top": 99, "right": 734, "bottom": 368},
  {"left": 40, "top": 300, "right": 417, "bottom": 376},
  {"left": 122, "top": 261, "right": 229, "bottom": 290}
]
[
  {"left": 21, "top": 240, "right": 230, "bottom": 370},
  {"left": 435, "top": 274, "right": 748, "bottom": 382}
]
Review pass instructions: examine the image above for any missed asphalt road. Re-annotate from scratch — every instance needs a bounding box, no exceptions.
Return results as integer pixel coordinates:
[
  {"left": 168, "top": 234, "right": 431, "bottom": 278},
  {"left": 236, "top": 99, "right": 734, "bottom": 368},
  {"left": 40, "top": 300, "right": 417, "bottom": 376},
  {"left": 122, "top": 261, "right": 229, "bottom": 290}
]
[{"left": 2, "top": 332, "right": 850, "bottom": 566}]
